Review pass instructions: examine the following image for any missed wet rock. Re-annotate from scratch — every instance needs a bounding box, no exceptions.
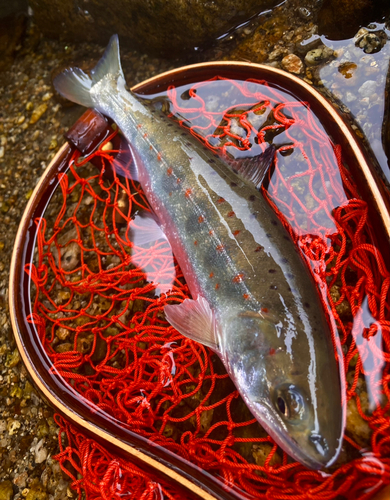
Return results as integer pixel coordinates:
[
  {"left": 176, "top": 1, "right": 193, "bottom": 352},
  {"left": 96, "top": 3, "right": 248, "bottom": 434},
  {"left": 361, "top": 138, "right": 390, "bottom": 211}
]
[
  {"left": 0, "top": 480, "right": 13, "bottom": 500},
  {"left": 338, "top": 62, "right": 357, "bottom": 80},
  {"left": 305, "top": 46, "right": 334, "bottom": 66},
  {"left": 318, "top": 0, "right": 388, "bottom": 40},
  {"left": 281, "top": 54, "right": 304, "bottom": 74},
  {"left": 28, "top": 0, "right": 280, "bottom": 58},
  {"left": 355, "top": 28, "right": 386, "bottom": 54},
  {"left": 0, "top": 1, "right": 28, "bottom": 72},
  {"left": 346, "top": 398, "right": 372, "bottom": 447},
  {"left": 25, "top": 479, "right": 47, "bottom": 500},
  {"left": 252, "top": 442, "right": 282, "bottom": 467}
]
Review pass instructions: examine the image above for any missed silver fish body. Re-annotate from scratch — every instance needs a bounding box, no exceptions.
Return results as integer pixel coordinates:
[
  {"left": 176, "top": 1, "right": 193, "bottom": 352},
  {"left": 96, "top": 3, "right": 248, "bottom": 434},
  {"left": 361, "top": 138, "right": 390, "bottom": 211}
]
[{"left": 54, "top": 35, "right": 345, "bottom": 469}]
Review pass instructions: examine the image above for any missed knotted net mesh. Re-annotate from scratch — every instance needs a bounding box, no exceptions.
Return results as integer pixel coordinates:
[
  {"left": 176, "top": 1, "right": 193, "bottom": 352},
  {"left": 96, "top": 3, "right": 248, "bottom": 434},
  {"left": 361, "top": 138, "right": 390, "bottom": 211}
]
[{"left": 26, "top": 77, "right": 389, "bottom": 499}]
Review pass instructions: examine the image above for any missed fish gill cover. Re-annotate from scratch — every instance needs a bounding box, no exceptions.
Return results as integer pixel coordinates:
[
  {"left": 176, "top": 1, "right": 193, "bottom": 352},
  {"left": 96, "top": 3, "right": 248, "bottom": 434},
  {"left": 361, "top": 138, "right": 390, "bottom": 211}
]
[{"left": 26, "top": 78, "right": 389, "bottom": 499}]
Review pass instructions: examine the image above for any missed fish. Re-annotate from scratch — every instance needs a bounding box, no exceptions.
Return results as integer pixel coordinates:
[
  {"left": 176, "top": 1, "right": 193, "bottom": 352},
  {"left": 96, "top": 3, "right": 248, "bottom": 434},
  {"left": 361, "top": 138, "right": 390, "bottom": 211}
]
[{"left": 54, "top": 35, "right": 345, "bottom": 469}]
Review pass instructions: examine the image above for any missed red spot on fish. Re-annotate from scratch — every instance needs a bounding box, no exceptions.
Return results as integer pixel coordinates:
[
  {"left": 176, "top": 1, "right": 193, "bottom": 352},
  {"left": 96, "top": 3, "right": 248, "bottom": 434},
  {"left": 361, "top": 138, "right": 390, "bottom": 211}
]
[
  {"left": 157, "top": 152, "right": 162, "bottom": 161},
  {"left": 261, "top": 307, "right": 268, "bottom": 313},
  {"left": 243, "top": 293, "right": 250, "bottom": 300},
  {"left": 233, "top": 273, "right": 244, "bottom": 283},
  {"left": 209, "top": 230, "right": 214, "bottom": 236},
  {"left": 149, "top": 145, "right": 153, "bottom": 150},
  {"left": 255, "top": 246, "right": 264, "bottom": 252},
  {"left": 194, "top": 240, "right": 198, "bottom": 246},
  {"left": 167, "top": 167, "right": 173, "bottom": 176},
  {"left": 209, "top": 272, "right": 214, "bottom": 278},
  {"left": 216, "top": 244, "right": 224, "bottom": 252},
  {"left": 137, "top": 124, "right": 142, "bottom": 129},
  {"left": 177, "top": 178, "right": 181, "bottom": 184},
  {"left": 143, "top": 133, "right": 148, "bottom": 138},
  {"left": 217, "top": 197, "right": 225, "bottom": 204},
  {"left": 228, "top": 211, "right": 235, "bottom": 218},
  {"left": 198, "top": 215, "right": 205, "bottom": 223},
  {"left": 215, "top": 283, "right": 220, "bottom": 290},
  {"left": 269, "top": 348, "right": 276, "bottom": 355},
  {"left": 185, "top": 188, "right": 192, "bottom": 198},
  {"left": 169, "top": 192, "right": 172, "bottom": 197},
  {"left": 233, "top": 230, "right": 240, "bottom": 236}
]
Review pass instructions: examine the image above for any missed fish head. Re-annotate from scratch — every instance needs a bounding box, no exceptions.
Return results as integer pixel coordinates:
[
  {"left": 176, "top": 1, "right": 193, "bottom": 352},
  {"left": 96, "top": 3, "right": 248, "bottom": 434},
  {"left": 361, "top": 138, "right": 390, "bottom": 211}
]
[{"left": 223, "top": 310, "right": 343, "bottom": 470}]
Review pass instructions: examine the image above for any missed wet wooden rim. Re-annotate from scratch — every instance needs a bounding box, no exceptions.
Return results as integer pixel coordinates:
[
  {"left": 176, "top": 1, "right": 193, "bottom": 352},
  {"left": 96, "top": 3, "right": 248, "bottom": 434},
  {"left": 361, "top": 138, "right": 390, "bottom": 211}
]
[{"left": 9, "top": 61, "right": 390, "bottom": 500}]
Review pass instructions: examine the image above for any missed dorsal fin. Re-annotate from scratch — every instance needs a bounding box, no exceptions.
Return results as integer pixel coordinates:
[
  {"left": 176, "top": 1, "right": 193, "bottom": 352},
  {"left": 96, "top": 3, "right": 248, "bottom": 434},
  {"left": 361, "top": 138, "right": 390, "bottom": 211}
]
[
  {"left": 225, "top": 144, "right": 276, "bottom": 190},
  {"left": 90, "top": 34, "right": 124, "bottom": 84}
]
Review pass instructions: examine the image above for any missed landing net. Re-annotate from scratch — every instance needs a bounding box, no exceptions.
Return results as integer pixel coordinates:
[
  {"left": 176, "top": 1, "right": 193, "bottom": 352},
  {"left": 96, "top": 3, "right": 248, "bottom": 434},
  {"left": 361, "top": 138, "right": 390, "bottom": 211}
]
[{"left": 27, "top": 77, "right": 389, "bottom": 499}]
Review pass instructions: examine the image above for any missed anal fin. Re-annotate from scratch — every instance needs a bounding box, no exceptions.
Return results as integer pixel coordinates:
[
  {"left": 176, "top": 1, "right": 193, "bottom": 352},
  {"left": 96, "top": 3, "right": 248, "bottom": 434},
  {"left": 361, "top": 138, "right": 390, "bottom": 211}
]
[{"left": 225, "top": 144, "right": 276, "bottom": 190}]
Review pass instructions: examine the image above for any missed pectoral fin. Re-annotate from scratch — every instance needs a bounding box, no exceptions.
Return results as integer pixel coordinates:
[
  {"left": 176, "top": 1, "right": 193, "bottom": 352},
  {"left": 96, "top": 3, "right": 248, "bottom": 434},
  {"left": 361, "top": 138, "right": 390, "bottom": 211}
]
[
  {"left": 128, "top": 212, "right": 167, "bottom": 247},
  {"left": 164, "top": 296, "right": 220, "bottom": 353},
  {"left": 128, "top": 213, "right": 175, "bottom": 295}
]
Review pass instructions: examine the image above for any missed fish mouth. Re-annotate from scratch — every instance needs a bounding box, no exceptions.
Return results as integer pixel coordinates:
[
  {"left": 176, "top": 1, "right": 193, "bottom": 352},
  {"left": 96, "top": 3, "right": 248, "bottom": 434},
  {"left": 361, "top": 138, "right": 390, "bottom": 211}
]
[{"left": 249, "top": 400, "right": 341, "bottom": 469}]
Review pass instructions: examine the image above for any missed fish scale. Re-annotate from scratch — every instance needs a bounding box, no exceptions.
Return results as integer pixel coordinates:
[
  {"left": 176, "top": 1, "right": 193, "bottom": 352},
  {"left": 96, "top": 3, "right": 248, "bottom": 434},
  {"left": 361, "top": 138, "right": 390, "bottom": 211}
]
[{"left": 54, "top": 35, "right": 345, "bottom": 470}]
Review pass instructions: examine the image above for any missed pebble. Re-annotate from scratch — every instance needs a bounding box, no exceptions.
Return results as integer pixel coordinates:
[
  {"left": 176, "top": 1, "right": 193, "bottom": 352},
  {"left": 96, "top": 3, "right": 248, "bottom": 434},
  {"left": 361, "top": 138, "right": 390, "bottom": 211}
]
[
  {"left": 32, "top": 130, "right": 40, "bottom": 141},
  {"left": 29, "top": 103, "right": 48, "bottom": 124},
  {"left": 305, "top": 46, "right": 334, "bottom": 66},
  {"left": 13, "top": 472, "right": 28, "bottom": 489},
  {"left": 7, "top": 419, "right": 21, "bottom": 435},
  {"left": 48, "top": 138, "right": 58, "bottom": 150},
  {"left": 33, "top": 438, "right": 48, "bottom": 464},
  {"left": 358, "top": 80, "right": 377, "bottom": 98},
  {"left": 281, "top": 54, "right": 304, "bottom": 74},
  {"left": 0, "top": 147, "right": 4, "bottom": 159},
  {"left": 101, "top": 141, "right": 113, "bottom": 151},
  {"left": 42, "top": 92, "right": 53, "bottom": 102},
  {"left": 345, "top": 92, "right": 357, "bottom": 103}
]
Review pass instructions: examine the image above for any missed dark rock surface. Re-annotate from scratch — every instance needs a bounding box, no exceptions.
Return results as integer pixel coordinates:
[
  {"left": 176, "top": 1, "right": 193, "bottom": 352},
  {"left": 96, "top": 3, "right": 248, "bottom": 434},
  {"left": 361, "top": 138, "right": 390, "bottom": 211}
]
[
  {"left": 28, "top": 0, "right": 280, "bottom": 58},
  {"left": 318, "top": 0, "right": 389, "bottom": 40},
  {"left": 0, "top": 0, "right": 28, "bottom": 72}
]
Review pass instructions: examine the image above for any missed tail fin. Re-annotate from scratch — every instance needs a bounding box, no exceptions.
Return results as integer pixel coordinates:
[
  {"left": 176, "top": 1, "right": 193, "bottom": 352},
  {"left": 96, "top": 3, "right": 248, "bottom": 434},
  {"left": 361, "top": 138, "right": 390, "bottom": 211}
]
[{"left": 53, "top": 35, "right": 124, "bottom": 108}]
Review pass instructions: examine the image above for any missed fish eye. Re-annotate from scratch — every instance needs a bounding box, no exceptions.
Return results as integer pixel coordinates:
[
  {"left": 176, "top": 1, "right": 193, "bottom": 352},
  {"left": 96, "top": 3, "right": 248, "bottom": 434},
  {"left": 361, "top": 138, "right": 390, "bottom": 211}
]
[
  {"left": 277, "top": 396, "right": 289, "bottom": 418},
  {"left": 274, "top": 384, "right": 306, "bottom": 422}
]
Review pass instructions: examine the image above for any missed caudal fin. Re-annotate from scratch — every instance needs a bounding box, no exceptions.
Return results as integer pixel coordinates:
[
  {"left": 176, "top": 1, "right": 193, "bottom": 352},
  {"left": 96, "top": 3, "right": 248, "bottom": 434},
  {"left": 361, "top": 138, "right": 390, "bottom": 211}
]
[{"left": 53, "top": 35, "right": 124, "bottom": 108}]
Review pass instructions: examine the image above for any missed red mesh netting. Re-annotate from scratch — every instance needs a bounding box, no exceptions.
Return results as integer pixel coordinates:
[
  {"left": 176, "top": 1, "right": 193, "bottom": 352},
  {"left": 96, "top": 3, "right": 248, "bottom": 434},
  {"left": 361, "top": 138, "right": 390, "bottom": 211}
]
[
  {"left": 26, "top": 78, "right": 389, "bottom": 499},
  {"left": 53, "top": 415, "right": 184, "bottom": 500}
]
